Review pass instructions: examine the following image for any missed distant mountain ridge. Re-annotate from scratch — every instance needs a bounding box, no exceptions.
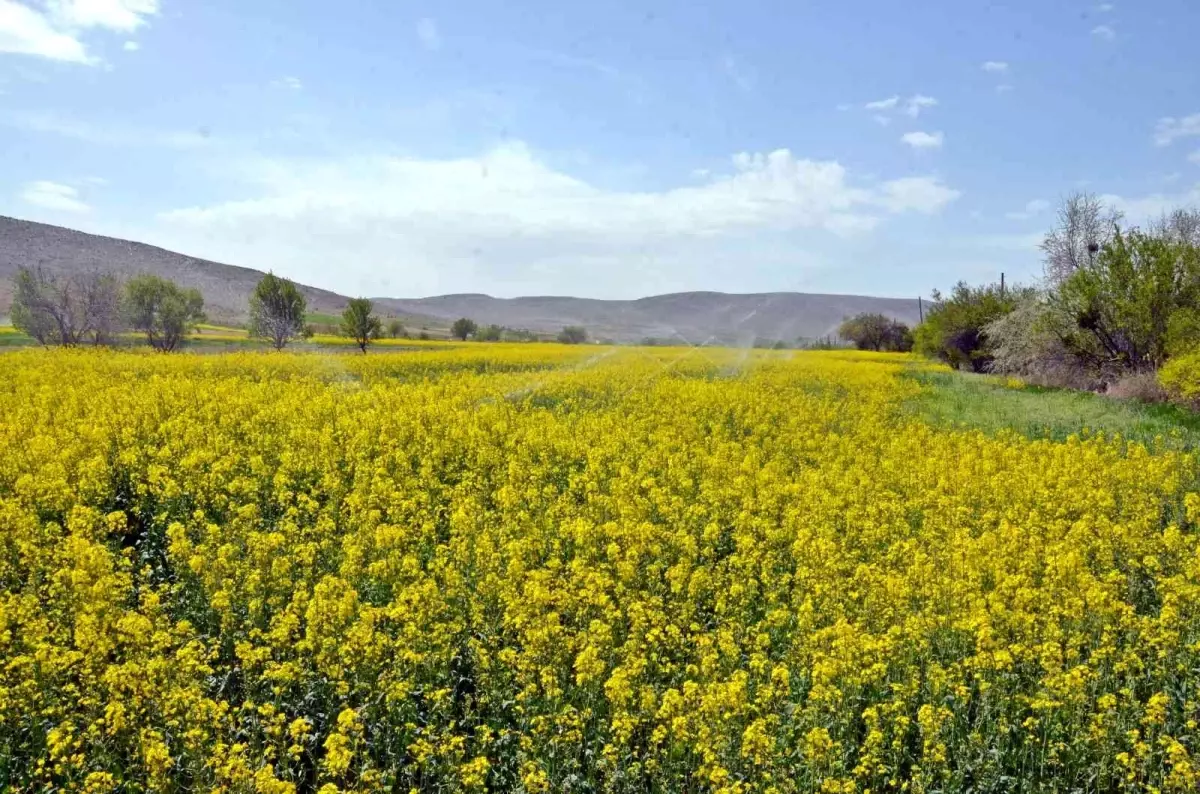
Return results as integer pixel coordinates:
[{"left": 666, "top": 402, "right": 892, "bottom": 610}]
[{"left": 0, "top": 215, "right": 922, "bottom": 342}]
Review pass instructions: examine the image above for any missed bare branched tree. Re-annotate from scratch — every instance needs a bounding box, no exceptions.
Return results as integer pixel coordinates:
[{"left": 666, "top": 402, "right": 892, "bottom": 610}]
[
  {"left": 1041, "top": 193, "right": 1124, "bottom": 287},
  {"left": 1149, "top": 207, "right": 1200, "bottom": 247},
  {"left": 78, "top": 271, "right": 124, "bottom": 345},
  {"left": 10, "top": 267, "right": 123, "bottom": 346}
]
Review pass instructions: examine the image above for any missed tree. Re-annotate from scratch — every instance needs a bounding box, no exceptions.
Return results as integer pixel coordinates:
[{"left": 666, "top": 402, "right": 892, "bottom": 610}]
[
  {"left": 249, "top": 273, "right": 308, "bottom": 350},
  {"left": 913, "top": 280, "right": 1034, "bottom": 371},
  {"left": 1053, "top": 227, "right": 1200, "bottom": 373},
  {"left": 124, "top": 274, "right": 205, "bottom": 352},
  {"left": 478, "top": 324, "right": 503, "bottom": 342},
  {"left": 557, "top": 326, "right": 587, "bottom": 344},
  {"left": 386, "top": 319, "right": 407, "bottom": 339},
  {"left": 450, "top": 317, "right": 477, "bottom": 341},
  {"left": 1041, "top": 193, "right": 1124, "bottom": 287},
  {"left": 838, "top": 313, "right": 913, "bottom": 352},
  {"left": 340, "top": 298, "right": 382, "bottom": 353},
  {"left": 11, "top": 267, "right": 124, "bottom": 346}
]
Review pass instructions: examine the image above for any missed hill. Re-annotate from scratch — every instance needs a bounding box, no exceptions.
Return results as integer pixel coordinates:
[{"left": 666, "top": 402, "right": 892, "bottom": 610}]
[
  {"left": 0, "top": 215, "right": 922, "bottom": 342},
  {"left": 0, "top": 216, "right": 349, "bottom": 324}
]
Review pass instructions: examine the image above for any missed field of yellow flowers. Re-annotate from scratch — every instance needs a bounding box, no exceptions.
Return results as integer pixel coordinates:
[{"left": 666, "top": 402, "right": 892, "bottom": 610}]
[{"left": 2, "top": 344, "right": 1200, "bottom": 793}]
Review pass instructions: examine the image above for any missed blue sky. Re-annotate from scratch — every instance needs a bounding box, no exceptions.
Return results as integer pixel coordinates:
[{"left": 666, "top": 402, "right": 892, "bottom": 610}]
[{"left": 2, "top": 0, "right": 1199, "bottom": 299}]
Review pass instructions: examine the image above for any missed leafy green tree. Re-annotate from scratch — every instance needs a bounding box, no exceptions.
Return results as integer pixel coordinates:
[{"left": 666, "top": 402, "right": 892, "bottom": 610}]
[
  {"left": 557, "top": 325, "right": 587, "bottom": 344},
  {"left": 340, "top": 298, "right": 383, "bottom": 353},
  {"left": 914, "top": 281, "right": 1034, "bottom": 371},
  {"left": 838, "top": 313, "right": 913, "bottom": 352},
  {"left": 1054, "top": 228, "right": 1200, "bottom": 372},
  {"left": 124, "top": 274, "right": 205, "bottom": 352},
  {"left": 478, "top": 324, "right": 504, "bottom": 342},
  {"left": 249, "top": 273, "right": 307, "bottom": 350},
  {"left": 387, "top": 318, "right": 407, "bottom": 339},
  {"left": 450, "top": 317, "right": 477, "bottom": 341}
]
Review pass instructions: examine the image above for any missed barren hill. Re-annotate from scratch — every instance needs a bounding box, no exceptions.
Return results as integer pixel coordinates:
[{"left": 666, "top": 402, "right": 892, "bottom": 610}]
[{"left": 1, "top": 215, "right": 922, "bottom": 342}]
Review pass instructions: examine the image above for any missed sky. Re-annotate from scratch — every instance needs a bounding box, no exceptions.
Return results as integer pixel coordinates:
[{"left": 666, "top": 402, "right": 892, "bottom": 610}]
[{"left": 2, "top": 0, "right": 1200, "bottom": 300}]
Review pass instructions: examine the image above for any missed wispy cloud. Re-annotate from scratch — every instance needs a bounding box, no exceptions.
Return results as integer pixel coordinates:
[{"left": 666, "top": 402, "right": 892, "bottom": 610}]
[
  {"left": 865, "top": 95, "right": 900, "bottom": 111},
  {"left": 1096, "top": 3, "right": 1115, "bottom": 12},
  {"left": 901, "top": 131, "right": 944, "bottom": 149},
  {"left": 416, "top": 17, "right": 440, "bottom": 51},
  {"left": 982, "top": 61, "right": 1009, "bottom": 73},
  {"left": 1091, "top": 24, "right": 1116, "bottom": 41},
  {"left": 122, "top": 39, "right": 138, "bottom": 51},
  {"left": 3, "top": 109, "right": 212, "bottom": 148},
  {"left": 271, "top": 76, "right": 303, "bottom": 90},
  {"left": 863, "top": 94, "right": 938, "bottom": 124},
  {"left": 1155, "top": 114, "right": 1200, "bottom": 147},
  {"left": 20, "top": 180, "right": 90, "bottom": 212},
  {"left": 0, "top": 0, "right": 159, "bottom": 64},
  {"left": 1189, "top": 150, "right": 1200, "bottom": 165},
  {"left": 1005, "top": 198, "right": 1051, "bottom": 220}
]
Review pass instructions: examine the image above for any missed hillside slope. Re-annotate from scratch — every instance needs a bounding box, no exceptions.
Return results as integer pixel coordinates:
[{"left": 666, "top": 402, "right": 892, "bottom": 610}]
[
  {"left": 375, "top": 291, "right": 921, "bottom": 344},
  {"left": 0, "top": 216, "right": 348, "bottom": 322},
  {"left": 0, "top": 215, "right": 922, "bottom": 341}
]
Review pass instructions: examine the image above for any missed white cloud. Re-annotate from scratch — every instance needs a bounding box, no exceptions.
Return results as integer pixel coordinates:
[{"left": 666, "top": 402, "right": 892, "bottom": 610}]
[
  {"left": 20, "top": 180, "right": 90, "bottom": 212},
  {"left": 1100, "top": 183, "right": 1200, "bottom": 223},
  {"left": 900, "top": 130, "right": 944, "bottom": 149},
  {"left": 1155, "top": 114, "right": 1200, "bottom": 147},
  {"left": 416, "top": 17, "right": 440, "bottom": 50},
  {"left": 0, "top": 0, "right": 90, "bottom": 62},
  {"left": 122, "top": 39, "right": 137, "bottom": 50},
  {"left": 903, "top": 95, "right": 938, "bottom": 118},
  {"left": 864, "top": 95, "right": 899, "bottom": 111},
  {"left": 46, "top": 0, "right": 159, "bottom": 32},
  {"left": 865, "top": 94, "right": 938, "bottom": 121},
  {"left": 149, "top": 143, "right": 959, "bottom": 296},
  {"left": 872, "top": 115, "right": 891, "bottom": 127},
  {"left": 1005, "top": 198, "right": 1051, "bottom": 220},
  {"left": 982, "top": 61, "right": 1009, "bottom": 73},
  {"left": 3, "top": 109, "right": 213, "bottom": 148},
  {"left": 1091, "top": 25, "right": 1115, "bottom": 41},
  {"left": 0, "top": 0, "right": 158, "bottom": 63},
  {"left": 272, "top": 75, "right": 302, "bottom": 90},
  {"left": 1096, "top": 3, "right": 1114, "bottom": 11}
]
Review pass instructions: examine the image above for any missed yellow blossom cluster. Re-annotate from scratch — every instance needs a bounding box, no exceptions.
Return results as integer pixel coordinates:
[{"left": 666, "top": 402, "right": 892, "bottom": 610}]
[{"left": 2, "top": 345, "right": 1199, "bottom": 793}]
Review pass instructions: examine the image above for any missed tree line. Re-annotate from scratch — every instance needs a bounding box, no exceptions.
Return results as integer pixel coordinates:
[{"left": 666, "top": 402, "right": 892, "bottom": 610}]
[
  {"left": 8, "top": 268, "right": 394, "bottom": 353},
  {"left": 8, "top": 267, "right": 601, "bottom": 352},
  {"left": 835, "top": 194, "right": 1200, "bottom": 404}
]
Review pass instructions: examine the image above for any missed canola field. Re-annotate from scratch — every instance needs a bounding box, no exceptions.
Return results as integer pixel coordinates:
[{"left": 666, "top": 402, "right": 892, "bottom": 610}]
[{"left": 2, "top": 345, "right": 1200, "bottom": 793}]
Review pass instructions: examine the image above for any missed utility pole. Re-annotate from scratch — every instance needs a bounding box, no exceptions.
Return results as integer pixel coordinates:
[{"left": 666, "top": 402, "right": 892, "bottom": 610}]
[
  {"left": 918, "top": 296, "right": 924, "bottom": 323},
  {"left": 1000, "top": 272, "right": 1006, "bottom": 297}
]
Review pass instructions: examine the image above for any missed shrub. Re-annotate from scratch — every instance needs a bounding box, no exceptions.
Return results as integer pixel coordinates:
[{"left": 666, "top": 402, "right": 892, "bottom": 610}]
[
  {"left": 914, "top": 281, "right": 1034, "bottom": 372},
  {"left": 1160, "top": 352, "right": 1200, "bottom": 405},
  {"left": 1105, "top": 371, "right": 1168, "bottom": 403},
  {"left": 478, "top": 324, "right": 504, "bottom": 342},
  {"left": 984, "top": 296, "right": 1100, "bottom": 390}
]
